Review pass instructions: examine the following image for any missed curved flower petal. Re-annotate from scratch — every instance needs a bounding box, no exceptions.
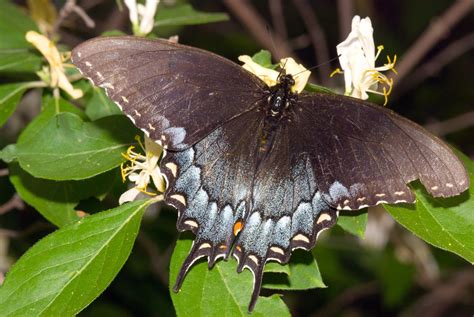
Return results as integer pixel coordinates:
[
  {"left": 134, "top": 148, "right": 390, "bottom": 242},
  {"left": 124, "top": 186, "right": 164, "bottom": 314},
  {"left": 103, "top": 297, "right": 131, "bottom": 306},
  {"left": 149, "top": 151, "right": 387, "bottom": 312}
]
[
  {"left": 280, "top": 57, "right": 310, "bottom": 93},
  {"left": 335, "top": 15, "right": 396, "bottom": 104},
  {"left": 119, "top": 187, "right": 141, "bottom": 205},
  {"left": 238, "top": 55, "right": 280, "bottom": 87},
  {"left": 26, "top": 31, "right": 83, "bottom": 99}
]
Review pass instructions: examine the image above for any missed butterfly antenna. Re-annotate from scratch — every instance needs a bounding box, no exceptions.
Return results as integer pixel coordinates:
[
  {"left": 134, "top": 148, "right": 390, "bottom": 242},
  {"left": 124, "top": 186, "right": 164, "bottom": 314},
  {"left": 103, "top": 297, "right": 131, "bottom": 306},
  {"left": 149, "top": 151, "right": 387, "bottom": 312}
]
[{"left": 293, "top": 55, "right": 340, "bottom": 78}]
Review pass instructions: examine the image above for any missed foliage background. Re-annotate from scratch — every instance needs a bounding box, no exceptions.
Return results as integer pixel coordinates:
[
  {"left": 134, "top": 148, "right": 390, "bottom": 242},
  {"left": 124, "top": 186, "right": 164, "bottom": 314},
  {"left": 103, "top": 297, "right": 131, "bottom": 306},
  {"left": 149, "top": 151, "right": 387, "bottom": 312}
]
[{"left": 0, "top": 0, "right": 473, "bottom": 316}]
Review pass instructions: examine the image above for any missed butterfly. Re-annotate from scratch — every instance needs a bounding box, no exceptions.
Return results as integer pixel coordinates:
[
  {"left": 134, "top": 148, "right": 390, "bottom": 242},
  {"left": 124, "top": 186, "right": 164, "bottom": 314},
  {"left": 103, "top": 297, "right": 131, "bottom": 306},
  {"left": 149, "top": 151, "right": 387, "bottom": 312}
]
[{"left": 72, "top": 36, "right": 469, "bottom": 311}]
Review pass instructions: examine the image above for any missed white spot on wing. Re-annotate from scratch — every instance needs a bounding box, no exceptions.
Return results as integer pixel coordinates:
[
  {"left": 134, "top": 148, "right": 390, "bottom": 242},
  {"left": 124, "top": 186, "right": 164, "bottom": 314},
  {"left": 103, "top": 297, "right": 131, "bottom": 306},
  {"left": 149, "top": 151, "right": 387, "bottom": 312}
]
[
  {"left": 317, "top": 213, "right": 332, "bottom": 224},
  {"left": 292, "top": 234, "right": 310, "bottom": 243},
  {"left": 100, "top": 82, "right": 114, "bottom": 89},
  {"left": 270, "top": 246, "right": 285, "bottom": 255},
  {"left": 170, "top": 194, "right": 186, "bottom": 206},
  {"left": 199, "top": 243, "right": 211, "bottom": 250},
  {"left": 184, "top": 220, "right": 198, "bottom": 228},
  {"left": 165, "top": 162, "right": 178, "bottom": 177}
]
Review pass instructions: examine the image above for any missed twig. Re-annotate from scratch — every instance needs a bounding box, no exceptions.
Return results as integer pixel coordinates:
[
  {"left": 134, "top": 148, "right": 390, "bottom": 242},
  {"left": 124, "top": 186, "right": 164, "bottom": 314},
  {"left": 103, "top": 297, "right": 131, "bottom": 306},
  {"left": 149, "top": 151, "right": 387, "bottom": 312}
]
[
  {"left": 0, "top": 169, "right": 8, "bottom": 177},
  {"left": 337, "top": 0, "right": 354, "bottom": 41},
  {"left": 292, "top": 0, "right": 331, "bottom": 85},
  {"left": 52, "top": 0, "right": 95, "bottom": 37},
  {"left": 223, "top": 0, "right": 294, "bottom": 60},
  {"left": 312, "top": 281, "right": 379, "bottom": 317},
  {"left": 401, "top": 268, "right": 474, "bottom": 317},
  {"left": 424, "top": 111, "right": 474, "bottom": 136},
  {"left": 289, "top": 34, "right": 312, "bottom": 50},
  {"left": 391, "top": 0, "right": 474, "bottom": 86},
  {"left": 137, "top": 232, "right": 169, "bottom": 286},
  {"left": 0, "top": 222, "right": 53, "bottom": 238},
  {"left": 398, "top": 33, "right": 474, "bottom": 95},
  {"left": 0, "top": 194, "right": 24, "bottom": 215},
  {"left": 269, "top": 0, "right": 287, "bottom": 39}
]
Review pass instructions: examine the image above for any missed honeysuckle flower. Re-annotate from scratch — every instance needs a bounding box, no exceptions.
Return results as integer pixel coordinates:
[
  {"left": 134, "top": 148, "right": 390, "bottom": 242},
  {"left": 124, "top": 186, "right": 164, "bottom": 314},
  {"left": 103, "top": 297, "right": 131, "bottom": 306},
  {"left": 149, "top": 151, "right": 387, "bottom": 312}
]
[
  {"left": 25, "top": 31, "right": 83, "bottom": 99},
  {"left": 124, "top": 0, "right": 160, "bottom": 36},
  {"left": 238, "top": 55, "right": 310, "bottom": 93},
  {"left": 334, "top": 15, "right": 397, "bottom": 105},
  {"left": 119, "top": 135, "right": 166, "bottom": 205}
]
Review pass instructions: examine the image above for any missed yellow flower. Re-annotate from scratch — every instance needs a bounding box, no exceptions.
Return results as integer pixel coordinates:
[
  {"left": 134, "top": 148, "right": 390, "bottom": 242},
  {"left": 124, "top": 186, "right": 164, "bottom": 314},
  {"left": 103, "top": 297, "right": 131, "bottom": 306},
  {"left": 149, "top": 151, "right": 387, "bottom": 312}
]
[
  {"left": 334, "top": 16, "right": 397, "bottom": 105},
  {"left": 119, "top": 135, "right": 166, "bottom": 205},
  {"left": 25, "top": 31, "right": 83, "bottom": 99},
  {"left": 238, "top": 55, "right": 310, "bottom": 93}
]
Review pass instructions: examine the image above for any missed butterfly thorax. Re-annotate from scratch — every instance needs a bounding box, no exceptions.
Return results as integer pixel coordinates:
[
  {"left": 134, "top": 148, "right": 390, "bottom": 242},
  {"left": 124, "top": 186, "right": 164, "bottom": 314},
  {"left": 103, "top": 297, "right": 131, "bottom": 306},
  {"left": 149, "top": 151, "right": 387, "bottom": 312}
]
[
  {"left": 268, "top": 74, "right": 297, "bottom": 117},
  {"left": 257, "top": 75, "right": 298, "bottom": 156}
]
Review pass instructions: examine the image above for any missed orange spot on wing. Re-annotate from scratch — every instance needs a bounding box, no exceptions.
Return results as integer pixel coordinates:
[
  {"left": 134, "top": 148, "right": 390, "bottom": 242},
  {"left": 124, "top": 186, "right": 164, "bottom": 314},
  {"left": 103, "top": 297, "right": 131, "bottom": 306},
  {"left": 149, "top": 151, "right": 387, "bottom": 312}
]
[{"left": 233, "top": 221, "right": 243, "bottom": 236}]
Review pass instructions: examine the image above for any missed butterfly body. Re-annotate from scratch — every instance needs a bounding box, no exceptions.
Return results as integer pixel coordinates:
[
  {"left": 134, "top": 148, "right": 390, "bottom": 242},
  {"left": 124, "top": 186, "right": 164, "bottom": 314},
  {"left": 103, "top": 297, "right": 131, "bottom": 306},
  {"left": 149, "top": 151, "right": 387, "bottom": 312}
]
[{"left": 72, "top": 36, "right": 469, "bottom": 312}]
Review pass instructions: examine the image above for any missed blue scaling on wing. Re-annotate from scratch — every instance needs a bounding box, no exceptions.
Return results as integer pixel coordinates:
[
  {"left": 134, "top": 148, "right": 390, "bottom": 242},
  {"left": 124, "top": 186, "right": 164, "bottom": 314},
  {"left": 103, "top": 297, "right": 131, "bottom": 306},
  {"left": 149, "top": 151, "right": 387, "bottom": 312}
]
[{"left": 162, "top": 107, "right": 340, "bottom": 311}]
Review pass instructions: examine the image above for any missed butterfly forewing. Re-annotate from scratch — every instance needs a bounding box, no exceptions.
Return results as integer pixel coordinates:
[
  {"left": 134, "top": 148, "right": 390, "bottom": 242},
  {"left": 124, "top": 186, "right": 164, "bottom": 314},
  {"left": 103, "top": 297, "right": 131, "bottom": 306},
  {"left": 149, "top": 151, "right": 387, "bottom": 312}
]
[
  {"left": 298, "top": 93, "right": 469, "bottom": 210},
  {"left": 72, "top": 36, "right": 267, "bottom": 150}
]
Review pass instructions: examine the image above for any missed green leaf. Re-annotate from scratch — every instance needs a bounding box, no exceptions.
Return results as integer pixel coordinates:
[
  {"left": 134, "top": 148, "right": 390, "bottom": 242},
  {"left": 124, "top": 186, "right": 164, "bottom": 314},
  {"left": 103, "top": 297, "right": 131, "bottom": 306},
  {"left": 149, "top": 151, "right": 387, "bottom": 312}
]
[
  {"left": 0, "top": 48, "right": 42, "bottom": 73},
  {"left": 155, "top": 4, "right": 228, "bottom": 27},
  {"left": 18, "top": 95, "right": 87, "bottom": 144},
  {"left": 263, "top": 250, "right": 326, "bottom": 290},
  {"left": 251, "top": 50, "right": 278, "bottom": 69},
  {"left": 0, "top": 82, "right": 31, "bottom": 127},
  {"left": 16, "top": 112, "right": 138, "bottom": 180},
  {"left": 337, "top": 212, "right": 368, "bottom": 238},
  {"left": 384, "top": 151, "right": 474, "bottom": 263},
  {"left": 86, "top": 87, "right": 122, "bottom": 120},
  {"left": 0, "top": 199, "right": 148, "bottom": 316},
  {"left": 0, "top": 144, "right": 18, "bottom": 163},
  {"left": 9, "top": 163, "right": 118, "bottom": 227},
  {"left": 0, "top": 0, "right": 38, "bottom": 49},
  {"left": 304, "top": 83, "right": 335, "bottom": 94},
  {"left": 170, "top": 236, "right": 291, "bottom": 316},
  {"left": 376, "top": 252, "right": 415, "bottom": 307}
]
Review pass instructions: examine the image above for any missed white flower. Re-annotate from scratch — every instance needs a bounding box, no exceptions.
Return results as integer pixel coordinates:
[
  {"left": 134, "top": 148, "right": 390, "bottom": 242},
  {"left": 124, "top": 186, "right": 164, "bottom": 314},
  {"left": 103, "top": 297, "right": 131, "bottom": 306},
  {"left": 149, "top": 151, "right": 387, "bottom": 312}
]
[
  {"left": 238, "top": 55, "right": 310, "bottom": 93},
  {"left": 335, "top": 15, "right": 397, "bottom": 104},
  {"left": 119, "top": 135, "right": 166, "bottom": 205},
  {"left": 124, "top": 0, "right": 160, "bottom": 36},
  {"left": 25, "top": 31, "right": 83, "bottom": 99}
]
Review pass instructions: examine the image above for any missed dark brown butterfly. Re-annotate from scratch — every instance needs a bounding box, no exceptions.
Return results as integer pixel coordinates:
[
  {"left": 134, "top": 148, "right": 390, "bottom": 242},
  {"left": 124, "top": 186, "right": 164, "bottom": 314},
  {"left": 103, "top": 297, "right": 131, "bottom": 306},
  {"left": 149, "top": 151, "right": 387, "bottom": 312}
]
[{"left": 72, "top": 36, "right": 469, "bottom": 311}]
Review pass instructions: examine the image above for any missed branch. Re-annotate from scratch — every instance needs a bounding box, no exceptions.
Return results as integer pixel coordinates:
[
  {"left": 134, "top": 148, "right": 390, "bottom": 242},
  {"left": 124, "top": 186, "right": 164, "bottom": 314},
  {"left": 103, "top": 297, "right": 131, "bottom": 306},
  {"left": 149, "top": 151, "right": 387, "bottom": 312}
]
[
  {"left": 0, "top": 194, "right": 24, "bottom": 215},
  {"left": 391, "top": 0, "right": 474, "bottom": 85},
  {"left": 269, "top": 0, "right": 287, "bottom": 39},
  {"left": 136, "top": 232, "right": 170, "bottom": 286},
  {"left": 292, "top": 0, "right": 331, "bottom": 85},
  {"left": 337, "top": 0, "right": 354, "bottom": 41},
  {"left": 398, "top": 32, "right": 474, "bottom": 95},
  {"left": 312, "top": 281, "right": 378, "bottom": 317},
  {"left": 424, "top": 111, "right": 474, "bottom": 136},
  {"left": 52, "top": 0, "right": 95, "bottom": 37},
  {"left": 223, "top": 0, "right": 294, "bottom": 60},
  {"left": 401, "top": 268, "right": 474, "bottom": 317}
]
